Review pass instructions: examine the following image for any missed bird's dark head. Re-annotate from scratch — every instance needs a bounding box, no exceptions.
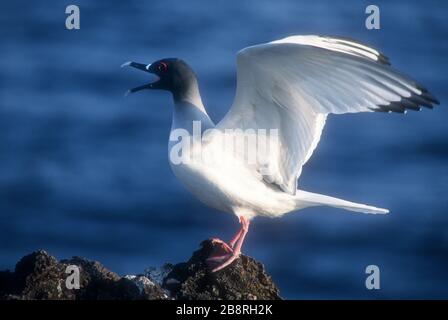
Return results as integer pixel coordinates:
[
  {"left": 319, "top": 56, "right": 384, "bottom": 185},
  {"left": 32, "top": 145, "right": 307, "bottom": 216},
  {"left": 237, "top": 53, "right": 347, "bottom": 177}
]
[{"left": 122, "top": 58, "right": 198, "bottom": 100}]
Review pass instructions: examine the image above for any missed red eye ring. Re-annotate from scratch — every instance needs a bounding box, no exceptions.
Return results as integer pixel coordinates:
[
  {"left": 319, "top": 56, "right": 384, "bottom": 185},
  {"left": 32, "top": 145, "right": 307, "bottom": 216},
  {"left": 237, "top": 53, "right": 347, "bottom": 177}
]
[{"left": 157, "top": 62, "right": 168, "bottom": 72}]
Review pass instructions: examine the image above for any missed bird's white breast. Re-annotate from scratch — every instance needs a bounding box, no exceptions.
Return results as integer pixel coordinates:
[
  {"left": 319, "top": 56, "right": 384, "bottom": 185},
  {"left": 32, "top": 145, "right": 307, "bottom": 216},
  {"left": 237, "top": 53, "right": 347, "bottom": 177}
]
[{"left": 167, "top": 132, "right": 297, "bottom": 219}]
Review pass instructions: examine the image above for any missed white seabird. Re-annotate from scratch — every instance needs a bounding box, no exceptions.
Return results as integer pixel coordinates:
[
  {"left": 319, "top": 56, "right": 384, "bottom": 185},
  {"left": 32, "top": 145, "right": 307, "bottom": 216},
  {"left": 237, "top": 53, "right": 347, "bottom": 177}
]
[{"left": 122, "top": 35, "right": 439, "bottom": 272}]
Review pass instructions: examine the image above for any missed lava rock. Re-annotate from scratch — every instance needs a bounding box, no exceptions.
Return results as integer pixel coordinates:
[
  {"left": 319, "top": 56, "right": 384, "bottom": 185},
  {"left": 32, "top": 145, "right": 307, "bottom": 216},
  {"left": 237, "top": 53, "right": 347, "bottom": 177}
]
[
  {"left": 1, "top": 241, "right": 281, "bottom": 300},
  {"left": 0, "top": 250, "right": 167, "bottom": 300},
  {"left": 163, "top": 239, "right": 281, "bottom": 300}
]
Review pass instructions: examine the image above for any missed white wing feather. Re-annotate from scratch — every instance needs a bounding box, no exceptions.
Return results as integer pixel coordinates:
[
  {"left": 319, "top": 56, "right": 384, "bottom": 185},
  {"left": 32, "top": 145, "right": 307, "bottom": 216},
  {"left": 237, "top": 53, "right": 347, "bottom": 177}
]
[{"left": 216, "top": 35, "right": 438, "bottom": 195}]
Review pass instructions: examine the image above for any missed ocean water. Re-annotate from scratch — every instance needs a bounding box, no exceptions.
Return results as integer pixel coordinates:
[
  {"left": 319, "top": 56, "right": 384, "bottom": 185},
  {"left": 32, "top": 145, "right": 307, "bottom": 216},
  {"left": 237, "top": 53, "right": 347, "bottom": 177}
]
[{"left": 0, "top": 0, "right": 447, "bottom": 299}]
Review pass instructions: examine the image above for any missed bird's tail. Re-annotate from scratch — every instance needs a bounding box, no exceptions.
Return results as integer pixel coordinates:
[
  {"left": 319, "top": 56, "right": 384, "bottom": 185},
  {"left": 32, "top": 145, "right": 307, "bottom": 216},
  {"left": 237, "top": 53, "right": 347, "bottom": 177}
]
[{"left": 295, "top": 189, "right": 389, "bottom": 214}]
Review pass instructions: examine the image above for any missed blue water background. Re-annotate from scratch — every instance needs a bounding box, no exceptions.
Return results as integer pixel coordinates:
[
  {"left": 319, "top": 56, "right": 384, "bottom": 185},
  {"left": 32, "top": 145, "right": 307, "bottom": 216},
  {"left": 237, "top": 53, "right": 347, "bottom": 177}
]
[{"left": 1, "top": 0, "right": 447, "bottom": 298}]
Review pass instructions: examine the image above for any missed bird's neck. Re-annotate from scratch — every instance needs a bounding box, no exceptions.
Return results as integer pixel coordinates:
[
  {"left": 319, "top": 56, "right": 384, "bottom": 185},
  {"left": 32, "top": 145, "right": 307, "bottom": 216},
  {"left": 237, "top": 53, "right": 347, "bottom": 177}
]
[{"left": 171, "top": 83, "right": 214, "bottom": 133}]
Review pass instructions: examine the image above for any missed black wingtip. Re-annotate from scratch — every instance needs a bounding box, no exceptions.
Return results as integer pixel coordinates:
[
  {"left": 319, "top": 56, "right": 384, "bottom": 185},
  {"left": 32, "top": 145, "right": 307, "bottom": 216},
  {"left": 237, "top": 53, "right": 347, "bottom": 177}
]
[
  {"left": 375, "top": 85, "right": 440, "bottom": 114},
  {"left": 377, "top": 53, "right": 391, "bottom": 66},
  {"left": 377, "top": 102, "right": 406, "bottom": 113}
]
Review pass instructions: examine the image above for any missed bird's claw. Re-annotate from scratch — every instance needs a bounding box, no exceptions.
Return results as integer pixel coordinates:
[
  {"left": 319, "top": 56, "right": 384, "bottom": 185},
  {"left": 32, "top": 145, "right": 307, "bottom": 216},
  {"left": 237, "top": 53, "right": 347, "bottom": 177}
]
[
  {"left": 208, "top": 253, "right": 240, "bottom": 272},
  {"left": 210, "top": 238, "right": 233, "bottom": 254},
  {"left": 206, "top": 254, "right": 232, "bottom": 263},
  {"left": 205, "top": 238, "right": 237, "bottom": 271}
]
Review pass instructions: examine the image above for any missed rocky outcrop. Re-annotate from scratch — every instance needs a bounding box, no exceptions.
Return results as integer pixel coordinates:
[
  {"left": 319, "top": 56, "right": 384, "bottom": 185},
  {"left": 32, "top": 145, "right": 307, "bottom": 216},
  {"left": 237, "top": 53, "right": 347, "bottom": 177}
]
[
  {"left": 164, "top": 240, "right": 281, "bottom": 300},
  {"left": 0, "top": 240, "right": 281, "bottom": 300}
]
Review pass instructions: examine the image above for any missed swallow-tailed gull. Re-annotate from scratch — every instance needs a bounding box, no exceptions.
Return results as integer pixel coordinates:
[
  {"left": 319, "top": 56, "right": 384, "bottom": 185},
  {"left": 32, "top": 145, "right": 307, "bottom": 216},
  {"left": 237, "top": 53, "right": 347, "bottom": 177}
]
[{"left": 122, "top": 35, "right": 439, "bottom": 272}]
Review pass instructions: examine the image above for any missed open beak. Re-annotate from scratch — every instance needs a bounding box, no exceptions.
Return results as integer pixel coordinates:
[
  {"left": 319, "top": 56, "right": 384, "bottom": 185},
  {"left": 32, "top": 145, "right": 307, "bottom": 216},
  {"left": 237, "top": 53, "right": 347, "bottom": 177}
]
[{"left": 121, "top": 61, "right": 159, "bottom": 96}]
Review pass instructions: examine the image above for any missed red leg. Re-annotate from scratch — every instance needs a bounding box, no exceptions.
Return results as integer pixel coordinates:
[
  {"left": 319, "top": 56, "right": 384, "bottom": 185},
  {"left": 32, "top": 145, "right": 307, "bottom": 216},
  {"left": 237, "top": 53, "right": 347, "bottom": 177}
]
[
  {"left": 229, "top": 225, "right": 243, "bottom": 248},
  {"left": 210, "top": 216, "right": 250, "bottom": 272}
]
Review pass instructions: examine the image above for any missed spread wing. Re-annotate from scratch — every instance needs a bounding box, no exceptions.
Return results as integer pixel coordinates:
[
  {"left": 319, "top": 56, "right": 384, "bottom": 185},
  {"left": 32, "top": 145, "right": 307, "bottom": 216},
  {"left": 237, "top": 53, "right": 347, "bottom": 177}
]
[{"left": 216, "top": 35, "right": 439, "bottom": 195}]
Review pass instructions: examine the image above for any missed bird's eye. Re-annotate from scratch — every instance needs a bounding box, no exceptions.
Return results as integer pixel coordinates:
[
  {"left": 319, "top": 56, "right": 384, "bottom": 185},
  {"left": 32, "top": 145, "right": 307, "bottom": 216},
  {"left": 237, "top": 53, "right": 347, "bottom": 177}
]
[{"left": 157, "top": 62, "right": 168, "bottom": 73}]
